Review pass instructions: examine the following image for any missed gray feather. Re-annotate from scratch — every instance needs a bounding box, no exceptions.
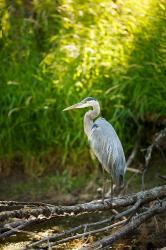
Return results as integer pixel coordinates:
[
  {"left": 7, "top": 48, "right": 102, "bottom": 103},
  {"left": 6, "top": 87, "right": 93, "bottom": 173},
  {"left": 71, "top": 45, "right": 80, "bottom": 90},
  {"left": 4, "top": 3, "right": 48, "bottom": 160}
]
[{"left": 89, "top": 117, "right": 126, "bottom": 186}]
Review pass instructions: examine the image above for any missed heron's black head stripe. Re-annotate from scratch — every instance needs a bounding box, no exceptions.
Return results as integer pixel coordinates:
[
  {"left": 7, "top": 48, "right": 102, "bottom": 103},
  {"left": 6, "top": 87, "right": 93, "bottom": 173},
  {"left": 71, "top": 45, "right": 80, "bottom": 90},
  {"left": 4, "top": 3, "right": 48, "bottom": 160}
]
[{"left": 84, "top": 97, "right": 96, "bottom": 102}]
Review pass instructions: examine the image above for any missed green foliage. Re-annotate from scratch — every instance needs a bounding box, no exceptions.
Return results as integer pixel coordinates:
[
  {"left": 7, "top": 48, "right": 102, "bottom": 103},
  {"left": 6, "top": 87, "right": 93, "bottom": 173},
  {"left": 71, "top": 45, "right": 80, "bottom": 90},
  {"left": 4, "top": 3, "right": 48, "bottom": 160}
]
[{"left": 0, "top": 0, "right": 166, "bottom": 174}]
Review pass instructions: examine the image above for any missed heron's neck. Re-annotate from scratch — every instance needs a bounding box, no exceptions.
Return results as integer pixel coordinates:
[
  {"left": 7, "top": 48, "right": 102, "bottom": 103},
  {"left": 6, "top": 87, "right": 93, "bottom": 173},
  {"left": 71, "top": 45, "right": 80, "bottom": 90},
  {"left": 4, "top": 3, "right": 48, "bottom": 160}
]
[{"left": 84, "top": 101, "right": 100, "bottom": 137}]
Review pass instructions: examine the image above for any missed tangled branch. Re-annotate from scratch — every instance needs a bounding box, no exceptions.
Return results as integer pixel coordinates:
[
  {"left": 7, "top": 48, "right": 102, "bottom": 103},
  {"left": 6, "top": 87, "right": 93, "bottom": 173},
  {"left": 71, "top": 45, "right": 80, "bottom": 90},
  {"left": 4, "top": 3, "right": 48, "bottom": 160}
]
[{"left": 0, "top": 185, "right": 165, "bottom": 249}]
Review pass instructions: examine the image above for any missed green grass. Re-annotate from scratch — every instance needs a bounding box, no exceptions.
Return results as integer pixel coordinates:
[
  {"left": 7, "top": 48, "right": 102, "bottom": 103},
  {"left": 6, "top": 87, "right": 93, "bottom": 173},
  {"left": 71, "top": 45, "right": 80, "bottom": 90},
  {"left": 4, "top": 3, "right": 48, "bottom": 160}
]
[{"left": 0, "top": 0, "right": 166, "bottom": 175}]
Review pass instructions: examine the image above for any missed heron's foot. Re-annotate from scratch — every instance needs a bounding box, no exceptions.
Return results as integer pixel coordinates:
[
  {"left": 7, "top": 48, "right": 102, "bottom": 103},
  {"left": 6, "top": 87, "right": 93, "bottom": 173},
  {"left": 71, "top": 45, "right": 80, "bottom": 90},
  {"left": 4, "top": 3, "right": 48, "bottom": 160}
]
[
  {"left": 102, "top": 198, "right": 110, "bottom": 206},
  {"left": 102, "top": 189, "right": 113, "bottom": 204}
]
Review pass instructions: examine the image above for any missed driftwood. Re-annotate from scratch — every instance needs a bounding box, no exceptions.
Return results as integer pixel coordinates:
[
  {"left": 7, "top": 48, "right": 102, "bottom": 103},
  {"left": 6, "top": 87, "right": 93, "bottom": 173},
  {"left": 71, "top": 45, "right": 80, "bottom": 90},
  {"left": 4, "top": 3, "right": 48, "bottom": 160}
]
[
  {"left": 0, "top": 185, "right": 166, "bottom": 224},
  {"left": 0, "top": 185, "right": 166, "bottom": 249},
  {"left": 87, "top": 201, "right": 166, "bottom": 250}
]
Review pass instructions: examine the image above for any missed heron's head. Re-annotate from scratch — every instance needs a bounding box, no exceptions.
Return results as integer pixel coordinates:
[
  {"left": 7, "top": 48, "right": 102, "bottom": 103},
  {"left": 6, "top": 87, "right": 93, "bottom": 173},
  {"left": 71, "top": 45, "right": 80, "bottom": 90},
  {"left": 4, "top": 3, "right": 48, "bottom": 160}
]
[{"left": 63, "top": 97, "right": 97, "bottom": 111}]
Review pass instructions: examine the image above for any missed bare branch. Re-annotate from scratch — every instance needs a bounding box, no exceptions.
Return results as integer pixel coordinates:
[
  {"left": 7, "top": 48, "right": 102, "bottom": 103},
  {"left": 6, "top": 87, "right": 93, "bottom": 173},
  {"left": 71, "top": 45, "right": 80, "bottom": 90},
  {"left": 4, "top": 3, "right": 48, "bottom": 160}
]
[
  {"left": 142, "top": 128, "right": 166, "bottom": 190},
  {"left": 0, "top": 218, "right": 45, "bottom": 239},
  {"left": 39, "top": 220, "right": 126, "bottom": 249},
  {"left": 126, "top": 167, "right": 142, "bottom": 174},
  {"left": 25, "top": 198, "right": 143, "bottom": 249},
  {"left": 0, "top": 186, "right": 165, "bottom": 224},
  {"left": 126, "top": 138, "right": 140, "bottom": 169},
  {"left": 24, "top": 186, "right": 166, "bottom": 249},
  {"left": 0, "top": 185, "right": 165, "bottom": 250},
  {"left": 156, "top": 173, "right": 166, "bottom": 181},
  {"left": 126, "top": 127, "right": 142, "bottom": 173},
  {"left": 87, "top": 202, "right": 166, "bottom": 249}
]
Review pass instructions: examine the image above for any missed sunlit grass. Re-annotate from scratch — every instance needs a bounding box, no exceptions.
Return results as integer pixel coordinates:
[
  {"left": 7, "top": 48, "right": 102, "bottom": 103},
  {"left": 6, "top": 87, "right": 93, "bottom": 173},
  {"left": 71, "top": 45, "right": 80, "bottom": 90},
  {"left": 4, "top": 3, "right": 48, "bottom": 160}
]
[{"left": 0, "top": 0, "right": 165, "bottom": 175}]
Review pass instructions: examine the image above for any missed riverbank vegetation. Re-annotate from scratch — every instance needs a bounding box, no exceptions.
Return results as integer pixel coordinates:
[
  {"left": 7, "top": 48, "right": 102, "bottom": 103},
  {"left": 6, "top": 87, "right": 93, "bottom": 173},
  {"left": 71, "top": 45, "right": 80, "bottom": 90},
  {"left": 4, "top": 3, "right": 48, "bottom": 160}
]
[{"left": 0, "top": 0, "right": 166, "bottom": 177}]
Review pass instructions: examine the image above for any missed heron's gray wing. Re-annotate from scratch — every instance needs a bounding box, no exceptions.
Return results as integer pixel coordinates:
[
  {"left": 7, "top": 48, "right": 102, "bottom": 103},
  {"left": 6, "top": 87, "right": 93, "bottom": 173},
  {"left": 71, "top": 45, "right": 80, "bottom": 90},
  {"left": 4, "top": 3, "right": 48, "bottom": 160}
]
[{"left": 89, "top": 117, "right": 126, "bottom": 184}]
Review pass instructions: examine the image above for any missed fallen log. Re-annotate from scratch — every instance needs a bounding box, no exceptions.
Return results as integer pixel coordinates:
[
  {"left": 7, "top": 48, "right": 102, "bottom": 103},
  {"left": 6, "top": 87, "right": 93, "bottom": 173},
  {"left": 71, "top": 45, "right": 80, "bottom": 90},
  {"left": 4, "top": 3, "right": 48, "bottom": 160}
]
[
  {"left": 0, "top": 185, "right": 165, "bottom": 249},
  {"left": 84, "top": 201, "right": 166, "bottom": 250},
  {"left": 0, "top": 185, "right": 165, "bottom": 224}
]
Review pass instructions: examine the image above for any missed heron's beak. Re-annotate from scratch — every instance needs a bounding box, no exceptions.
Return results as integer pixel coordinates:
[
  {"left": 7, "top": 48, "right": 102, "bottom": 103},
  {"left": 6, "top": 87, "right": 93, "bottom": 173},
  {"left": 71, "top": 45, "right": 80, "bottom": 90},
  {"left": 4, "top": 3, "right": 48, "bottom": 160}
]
[{"left": 63, "top": 102, "right": 87, "bottom": 111}]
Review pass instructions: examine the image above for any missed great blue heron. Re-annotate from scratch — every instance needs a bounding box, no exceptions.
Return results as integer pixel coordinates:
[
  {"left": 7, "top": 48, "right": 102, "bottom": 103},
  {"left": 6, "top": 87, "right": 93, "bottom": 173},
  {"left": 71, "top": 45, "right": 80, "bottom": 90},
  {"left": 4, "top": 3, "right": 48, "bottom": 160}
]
[{"left": 63, "top": 97, "right": 126, "bottom": 200}]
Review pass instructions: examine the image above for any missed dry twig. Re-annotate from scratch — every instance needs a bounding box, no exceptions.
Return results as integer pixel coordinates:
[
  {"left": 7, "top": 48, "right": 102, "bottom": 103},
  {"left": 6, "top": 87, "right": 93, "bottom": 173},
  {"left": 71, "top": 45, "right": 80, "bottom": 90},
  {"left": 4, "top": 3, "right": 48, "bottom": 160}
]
[
  {"left": 0, "top": 185, "right": 165, "bottom": 249},
  {"left": 87, "top": 201, "right": 166, "bottom": 249},
  {"left": 142, "top": 128, "right": 166, "bottom": 190}
]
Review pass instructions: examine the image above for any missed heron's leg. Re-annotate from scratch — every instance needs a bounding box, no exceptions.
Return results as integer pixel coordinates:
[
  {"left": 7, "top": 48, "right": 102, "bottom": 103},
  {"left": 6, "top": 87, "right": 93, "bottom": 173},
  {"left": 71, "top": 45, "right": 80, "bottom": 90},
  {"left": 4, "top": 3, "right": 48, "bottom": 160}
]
[
  {"left": 110, "top": 176, "right": 114, "bottom": 200},
  {"left": 104, "top": 178, "right": 114, "bottom": 199},
  {"left": 102, "top": 167, "right": 106, "bottom": 203}
]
